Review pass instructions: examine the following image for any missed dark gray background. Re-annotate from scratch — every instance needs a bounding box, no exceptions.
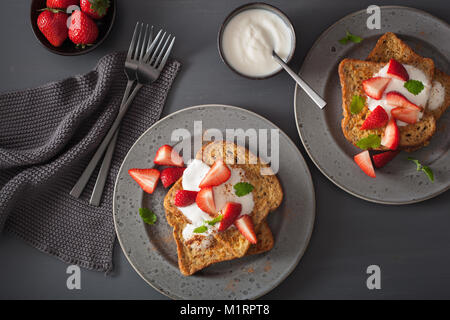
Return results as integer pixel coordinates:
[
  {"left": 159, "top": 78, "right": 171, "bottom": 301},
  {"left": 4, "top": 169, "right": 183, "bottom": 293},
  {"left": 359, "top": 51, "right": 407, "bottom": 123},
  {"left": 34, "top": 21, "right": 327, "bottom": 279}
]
[{"left": 0, "top": 0, "right": 449, "bottom": 299}]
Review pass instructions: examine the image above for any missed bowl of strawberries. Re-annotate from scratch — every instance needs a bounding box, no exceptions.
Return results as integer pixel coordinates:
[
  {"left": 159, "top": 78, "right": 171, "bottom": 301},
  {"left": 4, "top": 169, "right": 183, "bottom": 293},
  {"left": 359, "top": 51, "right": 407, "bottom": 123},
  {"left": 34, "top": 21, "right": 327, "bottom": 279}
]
[{"left": 30, "top": 0, "right": 116, "bottom": 55}]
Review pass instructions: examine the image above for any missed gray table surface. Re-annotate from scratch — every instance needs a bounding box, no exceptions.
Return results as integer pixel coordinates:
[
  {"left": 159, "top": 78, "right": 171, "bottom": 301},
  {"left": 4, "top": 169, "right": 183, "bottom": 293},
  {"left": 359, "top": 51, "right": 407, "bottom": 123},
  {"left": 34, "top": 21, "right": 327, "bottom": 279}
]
[{"left": 1, "top": 0, "right": 449, "bottom": 300}]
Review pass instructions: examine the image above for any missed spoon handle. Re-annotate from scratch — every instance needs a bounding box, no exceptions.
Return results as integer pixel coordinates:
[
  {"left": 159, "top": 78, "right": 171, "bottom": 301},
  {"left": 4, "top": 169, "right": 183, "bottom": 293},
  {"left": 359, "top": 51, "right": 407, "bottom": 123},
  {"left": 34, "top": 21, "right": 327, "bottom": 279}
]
[{"left": 273, "top": 52, "right": 326, "bottom": 109}]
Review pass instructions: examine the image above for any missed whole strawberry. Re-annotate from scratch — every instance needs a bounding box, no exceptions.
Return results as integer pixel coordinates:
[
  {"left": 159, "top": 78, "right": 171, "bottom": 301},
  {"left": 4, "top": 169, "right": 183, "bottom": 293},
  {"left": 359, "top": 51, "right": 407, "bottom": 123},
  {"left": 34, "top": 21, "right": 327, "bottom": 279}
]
[
  {"left": 80, "top": 0, "right": 110, "bottom": 19},
  {"left": 68, "top": 10, "right": 99, "bottom": 48},
  {"left": 47, "top": 0, "right": 80, "bottom": 9},
  {"left": 37, "top": 9, "right": 68, "bottom": 47}
]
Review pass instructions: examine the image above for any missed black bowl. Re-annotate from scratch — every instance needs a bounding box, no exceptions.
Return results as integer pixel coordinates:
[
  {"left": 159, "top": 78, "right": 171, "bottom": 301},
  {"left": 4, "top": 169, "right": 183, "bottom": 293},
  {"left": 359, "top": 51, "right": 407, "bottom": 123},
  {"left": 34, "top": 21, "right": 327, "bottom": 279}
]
[{"left": 30, "top": 0, "right": 116, "bottom": 56}]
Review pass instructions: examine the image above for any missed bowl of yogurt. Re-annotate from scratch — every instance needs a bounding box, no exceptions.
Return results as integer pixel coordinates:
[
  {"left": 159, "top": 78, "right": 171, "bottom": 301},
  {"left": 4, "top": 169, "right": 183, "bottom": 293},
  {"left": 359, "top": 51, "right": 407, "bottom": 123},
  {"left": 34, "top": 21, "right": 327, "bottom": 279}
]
[{"left": 218, "top": 2, "right": 296, "bottom": 79}]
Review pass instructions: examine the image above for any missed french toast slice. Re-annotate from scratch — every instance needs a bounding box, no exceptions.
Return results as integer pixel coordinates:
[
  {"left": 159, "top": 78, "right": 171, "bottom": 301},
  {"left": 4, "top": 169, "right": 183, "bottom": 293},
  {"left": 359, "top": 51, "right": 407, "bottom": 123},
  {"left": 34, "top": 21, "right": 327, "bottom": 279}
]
[
  {"left": 367, "top": 32, "right": 450, "bottom": 121},
  {"left": 163, "top": 140, "right": 282, "bottom": 275},
  {"left": 339, "top": 58, "right": 436, "bottom": 151}
]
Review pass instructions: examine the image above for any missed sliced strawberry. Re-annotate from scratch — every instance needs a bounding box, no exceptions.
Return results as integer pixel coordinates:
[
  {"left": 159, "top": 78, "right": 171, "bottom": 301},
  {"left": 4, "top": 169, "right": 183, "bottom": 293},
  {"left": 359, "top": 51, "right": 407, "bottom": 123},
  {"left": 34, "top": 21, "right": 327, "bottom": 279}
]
[
  {"left": 354, "top": 150, "right": 376, "bottom": 178},
  {"left": 362, "top": 77, "right": 391, "bottom": 100},
  {"left": 160, "top": 167, "right": 185, "bottom": 188},
  {"left": 386, "top": 91, "right": 422, "bottom": 111},
  {"left": 373, "top": 151, "right": 400, "bottom": 168},
  {"left": 381, "top": 117, "right": 399, "bottom": 150},
  {"left": 174, "top": 190, "right": 198, "bottom": 207},
  {"left": 196, "top": 187, "right": 216, "bottom": 216},
  {"left": 218, "top": 202, "right": 242, "bottom": 231},
  {"left": 154, "top": 145, "right": 184, "bottom": 167},
  {"left": 391, "top": 107, "right": 419, "bottom": 124},
  {"left": 234, "top": 215, "right": 257, "bottom": 244},
  {"left": 360, "top": 106, "right": 389, "bottom": 130},
  {"left": 128, "top": 168, "right": 160, "bottom": 194},
  {"left": 386, "top": 59, "right": 409, "bottom": 81},
  {"left": 198, "top": 160, "right": 231, "bottom": 188}
]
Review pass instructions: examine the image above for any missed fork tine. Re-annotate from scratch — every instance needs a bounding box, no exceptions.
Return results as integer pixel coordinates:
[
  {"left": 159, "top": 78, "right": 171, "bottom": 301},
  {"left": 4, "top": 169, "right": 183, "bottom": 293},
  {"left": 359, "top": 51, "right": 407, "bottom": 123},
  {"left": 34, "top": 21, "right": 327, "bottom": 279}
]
[
  {"left": 157, "top": 37, "right": 175, "bottom": 71},
  {"left": 133, "top": 23, "right": 144, "bottom": 60},
  {"left": 149, "top": 32, "right": 167, "bottom": 65},
  {"left": 139, "top": 24, "right": 149, "bottom": 61},
  {"left": 147, "top": 26, "right": 154, "bottom": 52},
  {"left": 143, "top": 29, "right": 162, "bottom": 62},
  {"left": 153, "top": 34, "right": 171, "bottom": 68},
  {"left": 127, "top": 22, "right": 140, "bottom": 60}
]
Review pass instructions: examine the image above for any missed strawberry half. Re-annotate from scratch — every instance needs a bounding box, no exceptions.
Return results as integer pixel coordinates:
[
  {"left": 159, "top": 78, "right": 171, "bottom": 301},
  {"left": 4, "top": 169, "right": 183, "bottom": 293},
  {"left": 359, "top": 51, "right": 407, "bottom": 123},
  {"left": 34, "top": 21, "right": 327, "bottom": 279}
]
[
  {"left": 386, "top": 59, "right": 409, "bottom": 81},
  {"left": 391, "top": 107, "right": 419, "bottom": 124},
  {"left": 386, "top": 91, "right": 422, "bottom": 111},
  {"left": 160, "top": 167, "right": 185, "bottom": 188},
  {"left": 198, "top": 160, "right": 231, "bottom": 188},
  {"left": 362, "top": 77, "right": 391, "bottom": 100},
  {"left": 360, "top": 106, "right": 389, "bottom": 130},
  {"left": 174, "top": 190, "right": 198, "bottom": 207},
  {"left": 353, "top": 150, "right": 376, "bottom": 178},
  {"left": 154, "top": 145, "right": 184, "bottom": 167},
  {"left": 234, "top": 215, "right": 257, "bottom": 244},
  {"left": 373, "top": 151, "right": 400, "bottom": 168},
  {"left": 128, "top": 168, "right": 160, "bottom": 194},
  {"left": 218, "top": 202, "right": 242, "bottom": 231},
  {"left": 196, "top": 187, "right": 216, "bottom": 216},
  {"left": 381, "top": 117, "right": 399, "bottom": 150}
]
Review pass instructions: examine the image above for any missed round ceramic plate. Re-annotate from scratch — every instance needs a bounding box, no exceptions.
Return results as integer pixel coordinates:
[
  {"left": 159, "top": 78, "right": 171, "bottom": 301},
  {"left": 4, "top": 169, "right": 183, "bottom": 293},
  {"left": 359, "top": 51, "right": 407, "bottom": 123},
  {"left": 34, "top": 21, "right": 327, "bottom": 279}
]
[
  {"left": 113, "top": 105, "right": 315, "bottom": 299},
  {"left": 295, "top": 6, "right": 450, "bottom": 204}
]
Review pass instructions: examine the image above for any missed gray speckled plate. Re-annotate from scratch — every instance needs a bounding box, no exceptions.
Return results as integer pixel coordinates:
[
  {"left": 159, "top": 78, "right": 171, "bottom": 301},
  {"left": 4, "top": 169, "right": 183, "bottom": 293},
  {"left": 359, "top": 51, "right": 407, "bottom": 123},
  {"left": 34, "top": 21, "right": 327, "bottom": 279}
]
[
  {"left": 295, "top": 6, "right": 450, "bottom": 204},
  {"left": 113, "top": 105, "right": 315, "bottom": 299}
]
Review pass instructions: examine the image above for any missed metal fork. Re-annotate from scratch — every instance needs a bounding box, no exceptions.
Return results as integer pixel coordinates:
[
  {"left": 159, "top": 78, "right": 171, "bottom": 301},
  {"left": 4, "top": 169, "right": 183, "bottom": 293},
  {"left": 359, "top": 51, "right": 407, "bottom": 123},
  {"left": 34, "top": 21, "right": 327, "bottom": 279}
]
[
  {"left": 88, "top": 23, "right": 153, "bottom": 206},
  {"left": 70, "top": 24, "right": 175, "bottom": 203}
]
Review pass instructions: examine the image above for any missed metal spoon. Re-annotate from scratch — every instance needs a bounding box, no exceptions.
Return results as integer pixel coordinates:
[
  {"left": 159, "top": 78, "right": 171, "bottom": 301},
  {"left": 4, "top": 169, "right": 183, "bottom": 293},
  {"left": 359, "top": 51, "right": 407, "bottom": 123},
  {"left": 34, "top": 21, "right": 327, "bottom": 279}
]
[{"left": 272, "top": 50, "right": 326, "bottom": 109}]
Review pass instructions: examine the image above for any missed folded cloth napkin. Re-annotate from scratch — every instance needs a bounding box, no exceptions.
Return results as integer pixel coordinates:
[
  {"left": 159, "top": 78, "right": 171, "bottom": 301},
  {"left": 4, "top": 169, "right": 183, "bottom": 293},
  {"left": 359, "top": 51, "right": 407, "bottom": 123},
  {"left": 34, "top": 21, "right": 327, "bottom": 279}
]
[{"left": 0, "top": 52, "right": 181, "bottom": 273}]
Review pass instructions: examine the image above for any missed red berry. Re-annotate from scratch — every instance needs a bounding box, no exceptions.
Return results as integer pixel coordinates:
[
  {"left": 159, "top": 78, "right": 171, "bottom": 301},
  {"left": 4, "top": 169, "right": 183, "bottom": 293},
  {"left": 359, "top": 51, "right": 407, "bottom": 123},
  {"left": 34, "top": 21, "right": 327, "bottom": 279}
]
[
  {"left": 160, "top": 167, "right": 185, "bottom": 188},
  {"left": 80, "top": 0, "right": 110, "bottom": 19},
  {"left": 37, "top": 9, "right": 68, "bottom": 47},
  {"left": 68, "top": 10, "right": 99, "bottom": 47},
  {"left": 174, "top": 190, "right": 198, "bottom": 207},
  {"left": 360, "top": 106, "right": 389, "bottom": 130},
  {"left": 373, "top": 151, "right": 399, "bottom": 168},
  {"left": 47, "top": 0, "right": 79, "bottom": 9}
]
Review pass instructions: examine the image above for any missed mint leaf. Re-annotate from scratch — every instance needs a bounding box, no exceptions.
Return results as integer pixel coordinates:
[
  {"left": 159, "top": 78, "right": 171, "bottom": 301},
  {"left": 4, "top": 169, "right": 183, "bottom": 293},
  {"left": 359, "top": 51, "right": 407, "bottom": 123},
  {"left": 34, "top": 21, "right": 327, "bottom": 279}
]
[
  {"left": 234, "top": 182, "right": 254, "bottom": 197},
  {"left": 206, "top": 215, "right": 222, "bottom": 226},
  {"left": 408, "top": 157, "right": 434, "bottom": 182},
  {"left": 356, "top": 134, "right": 381, "bottom": 150},
  {"left": 139, "top": 208, "right": 157, "bottom": 225},
  {"left": 193, "top": 225, "right": 208, "bottom": 233},
  {"left": 350, "top": 95, "right": 366, "bottom": 114},
  {"left": 404, "top": 80, "right": 424, "bottom": 95},
  {"left": 339, "top": 31, "right": 363, "bottom": 45}
]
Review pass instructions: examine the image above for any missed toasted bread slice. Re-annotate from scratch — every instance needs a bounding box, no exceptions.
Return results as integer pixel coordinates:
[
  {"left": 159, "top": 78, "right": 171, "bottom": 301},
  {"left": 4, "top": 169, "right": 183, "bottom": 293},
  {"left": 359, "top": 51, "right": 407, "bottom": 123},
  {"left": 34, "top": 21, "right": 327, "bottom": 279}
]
[
  {"left": 247, "top": 220, "right": 274, "bottom": 255},
  {"left": 339, "top": 58, "right": 436, "bottom": 151},
  {"left": 163, "top": 140, "right": 282, "bottom": 275},
  {"left": 367, "top": 32, "right": 449, "bottom": 120}
]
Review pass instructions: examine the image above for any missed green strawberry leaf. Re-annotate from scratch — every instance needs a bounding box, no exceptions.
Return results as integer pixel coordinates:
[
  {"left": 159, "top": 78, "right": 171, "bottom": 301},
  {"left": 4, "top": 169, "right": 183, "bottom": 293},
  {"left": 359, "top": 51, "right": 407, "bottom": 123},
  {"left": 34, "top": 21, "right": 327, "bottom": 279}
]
[
  {"left": 407, "top": 157, "right": 434, "bottom": 182},
  {"left": 350, "top": 95, "right": 366, "bottom": 114},
  {"left": 404, "top": 80, "right": 424, "bottom": 95},
  {"left": 339, "top": 31, "right": 363, "bottom": 45},
  {"left": 356, "top": 134, "right": 381, "bottom": 150},
  {"left": 193, "top": 225, "right": 208, "bottom": 233},
  {"left": 206, "top": 215, "right": 222, "bottom": 226},
  {"left": 139, "top": 208, "right": 157, "bottom": 225},
  {"left": 233, "top": 182, "right": 254, "bottom": 197}
]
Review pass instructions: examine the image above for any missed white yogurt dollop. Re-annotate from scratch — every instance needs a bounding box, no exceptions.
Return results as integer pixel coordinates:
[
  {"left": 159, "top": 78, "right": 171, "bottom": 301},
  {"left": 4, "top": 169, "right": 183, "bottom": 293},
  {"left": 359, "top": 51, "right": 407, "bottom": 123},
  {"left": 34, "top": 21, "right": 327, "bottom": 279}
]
[
  {"left": 221, "top": 8, "right": 293, "bottom": 77},
  {"left": 428, "top": 81, "right": 445, "bottom": 111},
  {"left": 366, "top": 64, "right": 431, "bottom": 126}
]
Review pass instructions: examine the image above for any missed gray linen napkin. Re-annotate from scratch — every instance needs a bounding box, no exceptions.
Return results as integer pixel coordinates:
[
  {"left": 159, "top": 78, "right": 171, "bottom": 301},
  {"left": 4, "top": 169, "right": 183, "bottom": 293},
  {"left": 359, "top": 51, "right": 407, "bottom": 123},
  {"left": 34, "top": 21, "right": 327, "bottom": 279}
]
[{"left": 0, "top": 52, "right": 181, "bottom": 273}]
